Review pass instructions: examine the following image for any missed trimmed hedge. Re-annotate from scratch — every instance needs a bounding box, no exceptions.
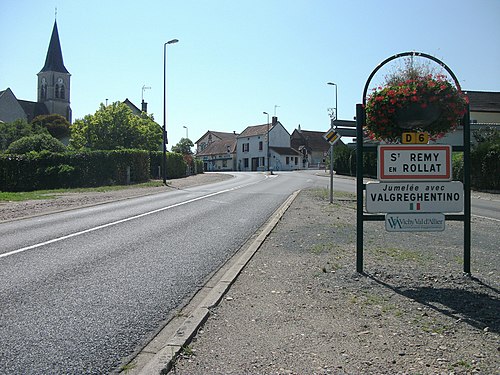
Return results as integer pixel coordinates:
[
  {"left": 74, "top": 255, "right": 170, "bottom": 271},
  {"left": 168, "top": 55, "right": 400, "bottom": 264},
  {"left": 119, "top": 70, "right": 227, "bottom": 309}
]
[{"left": 0, "top": 150, "right": 150, "bottom": 192}]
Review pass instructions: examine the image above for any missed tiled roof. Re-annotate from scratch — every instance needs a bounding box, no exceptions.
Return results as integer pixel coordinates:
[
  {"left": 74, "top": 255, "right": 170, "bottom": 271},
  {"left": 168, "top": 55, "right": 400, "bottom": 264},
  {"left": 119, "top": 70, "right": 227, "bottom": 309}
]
[
  {"left": 238, "top": 124, "right": 271, "bottom": 138},
  {"left": 197, "top": 139, "right": 237, "bottom": 156},
  {"left": 466, "top": 91, "right": 500, "bottom": 112},
  {"left": 291, "top": 129, "right": 330, "bottom": 152},
  {"left": 195, "top": 130, "right": 238, "bottom": 144},
  {"left": 17, "top": 100, "right": 49, "bottom": 122},
  {"left": 270, "top": 146, "right": 301, "bottom": 155}
]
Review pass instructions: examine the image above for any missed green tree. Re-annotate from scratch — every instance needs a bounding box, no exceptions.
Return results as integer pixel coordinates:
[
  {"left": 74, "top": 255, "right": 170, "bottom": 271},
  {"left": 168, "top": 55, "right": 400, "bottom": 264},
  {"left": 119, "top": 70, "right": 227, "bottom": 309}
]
[
  {"left": 171, "top": 138, "right": 194, "bottom": 155},
  {"left": 31, "top": 114, "right": 71, "bottom": 140},
  {"left": 0, "top": 119, "right": 48, "bottom": 151},
  {"left": 6, "top": 133, "right": 66, "bottom": 154},
  {"left": 69, "top": 102, "right": 162, "bottom": 151}
]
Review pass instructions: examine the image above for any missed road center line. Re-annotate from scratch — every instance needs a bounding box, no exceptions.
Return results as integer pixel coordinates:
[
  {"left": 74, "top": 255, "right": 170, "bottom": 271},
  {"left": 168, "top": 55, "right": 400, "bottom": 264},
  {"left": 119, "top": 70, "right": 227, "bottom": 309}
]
[{"left": 1, "top": 184, "right": 246, "bottom": 260}]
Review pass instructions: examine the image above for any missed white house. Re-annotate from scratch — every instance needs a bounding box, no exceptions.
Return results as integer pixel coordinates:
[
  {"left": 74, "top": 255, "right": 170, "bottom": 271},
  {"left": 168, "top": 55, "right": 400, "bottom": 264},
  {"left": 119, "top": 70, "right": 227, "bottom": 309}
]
[{"left": 236, "top": 116, "right": 301, "bottom": 171}]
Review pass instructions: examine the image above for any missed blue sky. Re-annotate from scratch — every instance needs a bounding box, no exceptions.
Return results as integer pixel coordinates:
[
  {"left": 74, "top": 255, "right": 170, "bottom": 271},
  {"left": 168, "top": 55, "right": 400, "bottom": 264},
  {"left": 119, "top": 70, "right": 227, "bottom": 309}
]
[{"left": 1, "top": 0, "right": 499, "bottom": 148}]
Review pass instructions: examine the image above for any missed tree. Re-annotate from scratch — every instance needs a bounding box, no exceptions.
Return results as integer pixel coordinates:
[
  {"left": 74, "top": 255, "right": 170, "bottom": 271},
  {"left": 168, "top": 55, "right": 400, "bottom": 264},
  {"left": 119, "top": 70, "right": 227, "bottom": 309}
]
[
  {"left": 171, "top": 138, "right": 194, "bottom": 155},
  {"left": 31, "top": 114, "right": 71, "bottom": 140},
  {"left": 69, "top": 102, "right": 162, "bottom": 151},
  {"left": 6, "top": 133, "right": 66, "bottom": 154},
  {"left": 0, "top": 119, "right": 49, "bottom": 151}
]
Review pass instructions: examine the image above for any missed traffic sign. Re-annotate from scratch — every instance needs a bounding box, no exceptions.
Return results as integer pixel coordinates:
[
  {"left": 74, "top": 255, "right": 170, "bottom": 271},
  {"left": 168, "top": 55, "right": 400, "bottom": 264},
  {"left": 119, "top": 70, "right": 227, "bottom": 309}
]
[
  {"left": 402, "top": 132, "right": 429, "bottom": 144},
  {"left": 365, "top": 181, "right": 464, "bottom": 213},
  {"left": 323, "top": 128, "right": 341, "bottom": 145},
  {"left": 378, "top": 145, "right": 452, "bottom": 181}
]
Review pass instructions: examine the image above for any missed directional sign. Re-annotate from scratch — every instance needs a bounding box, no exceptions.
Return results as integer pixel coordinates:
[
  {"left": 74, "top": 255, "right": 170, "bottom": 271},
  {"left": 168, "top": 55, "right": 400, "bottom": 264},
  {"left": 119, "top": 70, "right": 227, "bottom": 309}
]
[
  {"left": 365, "top": 181, "right": 464, "bottom": 213},
  {"left": 385, "top": 213, "right": 445, "bottom": 232},
  {"left": 378, "top": 145, "right": 452, "bottom": 181},
  {"left": 323, "top": 128, "right": 341, "bottom": 145}
]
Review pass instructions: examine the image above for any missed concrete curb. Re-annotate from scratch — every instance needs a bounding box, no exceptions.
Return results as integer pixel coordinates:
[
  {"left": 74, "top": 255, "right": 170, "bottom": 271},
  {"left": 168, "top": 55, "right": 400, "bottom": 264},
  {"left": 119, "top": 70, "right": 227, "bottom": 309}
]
[{"left": 127, "top": 190, "right": 301, "bottom": 375}]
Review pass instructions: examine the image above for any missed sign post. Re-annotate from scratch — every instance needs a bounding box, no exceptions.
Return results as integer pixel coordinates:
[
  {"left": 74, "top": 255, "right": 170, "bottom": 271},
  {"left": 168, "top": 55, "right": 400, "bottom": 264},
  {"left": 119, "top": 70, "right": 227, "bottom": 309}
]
[{"left": 323, "top": 128, "right": 342, "bottom": 204}]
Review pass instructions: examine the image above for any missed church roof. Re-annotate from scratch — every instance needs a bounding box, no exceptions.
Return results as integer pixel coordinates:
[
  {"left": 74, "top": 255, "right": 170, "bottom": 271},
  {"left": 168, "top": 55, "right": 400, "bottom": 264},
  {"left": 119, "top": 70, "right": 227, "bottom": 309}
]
[{"left": 39, "top": 21, "right": 69, "bottom": 74}]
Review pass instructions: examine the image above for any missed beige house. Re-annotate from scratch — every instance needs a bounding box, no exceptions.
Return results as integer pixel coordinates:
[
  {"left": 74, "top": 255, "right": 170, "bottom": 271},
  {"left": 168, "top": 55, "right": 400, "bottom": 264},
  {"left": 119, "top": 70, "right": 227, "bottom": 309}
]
[{"left": 195, "top": 131, "right": 238, "bottom": 171}]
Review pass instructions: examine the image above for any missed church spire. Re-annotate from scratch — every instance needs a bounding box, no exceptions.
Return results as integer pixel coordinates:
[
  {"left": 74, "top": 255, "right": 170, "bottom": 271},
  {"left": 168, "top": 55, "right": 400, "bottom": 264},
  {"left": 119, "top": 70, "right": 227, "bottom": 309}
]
[{"left": 39, "top": 20, "right": 69, "bottom": 74}]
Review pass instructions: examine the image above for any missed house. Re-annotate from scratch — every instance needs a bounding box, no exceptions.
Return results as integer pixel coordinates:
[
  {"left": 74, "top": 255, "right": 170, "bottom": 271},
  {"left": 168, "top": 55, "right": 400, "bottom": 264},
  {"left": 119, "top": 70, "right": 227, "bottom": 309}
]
[
  {"left": 0, "top": 20, "right": 72, "bottom": 124},
  {"left": 433, "top": 90, "right": 500, "bottom": 145},
  {"left": 291, "top": 126, "right": 332, "bottom": 168},
  {"left": 195, "top": 131, "right": 239, "bottom": 171},
  {"left": 237, "top": 116, "right": 300, "bottom": 171}
]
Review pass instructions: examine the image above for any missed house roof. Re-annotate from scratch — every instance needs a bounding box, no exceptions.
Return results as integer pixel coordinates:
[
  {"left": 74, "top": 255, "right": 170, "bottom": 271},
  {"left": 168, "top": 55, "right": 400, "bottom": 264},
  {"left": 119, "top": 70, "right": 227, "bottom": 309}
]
[
  {"left": 238, "top": 123, "right": 272, "bottom": 138},
  {"left": 17, "top": 100, "right": 49, "bottom": 122},
  {"left": 195, "top": 130, "right": 238, "bottom": 144},
  {"left": 466, "top": 91, "right": 500, "bottom": 112},
  {"left": 197, "top": 139, "right": 237, "bottom": 156},
  {"left": 291, "top": 129, "right": 331, "bottom": 152},
  {"left": 39, "top": 21, "right": 69, "bottom": 74},
  {"left": 270, "top": 146, "right": 301, "bottom": 156}
]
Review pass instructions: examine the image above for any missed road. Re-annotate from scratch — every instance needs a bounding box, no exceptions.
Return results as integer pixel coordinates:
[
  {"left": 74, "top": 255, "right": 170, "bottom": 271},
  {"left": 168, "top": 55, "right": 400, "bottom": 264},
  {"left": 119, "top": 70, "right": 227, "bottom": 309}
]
[
  {"left": 0, "top": 171, "right": 330, "bottom": 374},
  {"left": 0, "top": 171, "right": 497, "bottom": 374}
]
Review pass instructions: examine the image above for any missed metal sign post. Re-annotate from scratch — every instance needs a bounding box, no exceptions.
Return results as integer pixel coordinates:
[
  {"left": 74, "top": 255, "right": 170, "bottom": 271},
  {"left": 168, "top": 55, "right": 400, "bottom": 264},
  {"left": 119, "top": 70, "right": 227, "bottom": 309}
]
[{"left": 323, "top": 128, "right": 341, "bottom": 204}]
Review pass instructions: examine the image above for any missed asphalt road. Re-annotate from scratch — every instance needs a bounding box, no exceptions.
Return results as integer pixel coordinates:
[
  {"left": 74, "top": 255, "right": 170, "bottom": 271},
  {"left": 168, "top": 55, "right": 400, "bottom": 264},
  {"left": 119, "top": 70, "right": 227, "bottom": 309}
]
[
  {"left": 0, "top": 171, "right": 496, "bottom": 374},
  {"left": 0, "top": 171, "right": 328, "bottom": 374}
]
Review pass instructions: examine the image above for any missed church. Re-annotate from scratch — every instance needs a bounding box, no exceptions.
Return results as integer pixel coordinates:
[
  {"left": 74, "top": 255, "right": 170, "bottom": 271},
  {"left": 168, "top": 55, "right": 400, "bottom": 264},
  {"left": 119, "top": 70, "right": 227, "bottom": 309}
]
[{"left": 0, "top": 20, "right": 72, "bottom": 123}]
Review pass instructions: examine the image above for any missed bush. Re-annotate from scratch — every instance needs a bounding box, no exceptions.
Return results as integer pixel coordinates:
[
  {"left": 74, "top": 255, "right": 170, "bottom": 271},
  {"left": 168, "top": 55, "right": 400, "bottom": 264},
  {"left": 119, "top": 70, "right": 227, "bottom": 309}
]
[
  {"left": 0, "top": 149, "right": 150, "bottom": 191},
  {"left": 6, "top": 134, "right": 66, "bottom": 154}
]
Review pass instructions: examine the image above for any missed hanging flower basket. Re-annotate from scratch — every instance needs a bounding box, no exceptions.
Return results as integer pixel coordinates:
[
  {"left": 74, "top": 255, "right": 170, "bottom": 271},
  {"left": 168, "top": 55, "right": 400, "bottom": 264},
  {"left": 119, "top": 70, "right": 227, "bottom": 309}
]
[{"left": 364, "top": 74, "right": 468, "bottom": 142}]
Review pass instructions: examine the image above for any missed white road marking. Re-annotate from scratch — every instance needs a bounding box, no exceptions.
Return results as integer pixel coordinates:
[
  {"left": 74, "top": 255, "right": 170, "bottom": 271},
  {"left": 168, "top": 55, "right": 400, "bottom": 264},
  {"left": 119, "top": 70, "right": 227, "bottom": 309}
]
[{"left": 1, "top": 184, "right": 249, "bottom": 260}]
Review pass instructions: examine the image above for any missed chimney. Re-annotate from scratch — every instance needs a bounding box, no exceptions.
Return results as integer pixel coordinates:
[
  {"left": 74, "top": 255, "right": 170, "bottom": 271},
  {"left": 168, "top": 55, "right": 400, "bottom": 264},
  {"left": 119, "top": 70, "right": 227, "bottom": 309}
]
[
  {"left": 272, "top": 116, "right": 278, "bottom": 126},
  {"left": 141, "top": 99, "right": 148, "bottom": 113}
]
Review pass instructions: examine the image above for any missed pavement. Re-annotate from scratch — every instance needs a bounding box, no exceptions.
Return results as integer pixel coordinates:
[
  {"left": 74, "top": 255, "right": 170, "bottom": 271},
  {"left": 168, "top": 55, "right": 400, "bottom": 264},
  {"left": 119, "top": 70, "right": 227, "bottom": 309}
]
[
  {"left": 122, "top": 190, "right": 302, "bottom": 375},
  {"left": 120, "top": 182, "right": 500, "bottom": 375}
]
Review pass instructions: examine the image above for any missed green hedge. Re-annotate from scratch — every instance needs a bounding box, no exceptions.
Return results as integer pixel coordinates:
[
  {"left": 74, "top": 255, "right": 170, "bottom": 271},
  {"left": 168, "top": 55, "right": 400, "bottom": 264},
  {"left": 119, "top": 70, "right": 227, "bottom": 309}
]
[
  {"left": 334, "top": 144, "right": 377, "bottom": 178},
  {"left": 149, "top": 151, "right": 189, "bottom": 180},
  {"left": 453, "top": 143, "right": 500, "bottom": 191},
  {"left": 0, "top": 150, "right": 150, "bottom": 192}
]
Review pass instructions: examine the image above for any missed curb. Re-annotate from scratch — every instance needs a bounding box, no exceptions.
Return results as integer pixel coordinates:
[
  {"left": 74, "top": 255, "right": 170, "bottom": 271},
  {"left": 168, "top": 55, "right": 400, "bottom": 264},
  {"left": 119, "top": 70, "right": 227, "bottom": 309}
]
[{"left": 125, "top": 190, "right": 301, "bottom": 375}]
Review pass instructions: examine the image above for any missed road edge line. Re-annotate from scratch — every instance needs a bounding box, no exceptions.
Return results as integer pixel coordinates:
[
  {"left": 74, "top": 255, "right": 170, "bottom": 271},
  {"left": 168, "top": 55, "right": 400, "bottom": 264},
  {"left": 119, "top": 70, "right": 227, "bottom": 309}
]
[{"left": 132, "top": 189, "right": 301, "bottom": 375}]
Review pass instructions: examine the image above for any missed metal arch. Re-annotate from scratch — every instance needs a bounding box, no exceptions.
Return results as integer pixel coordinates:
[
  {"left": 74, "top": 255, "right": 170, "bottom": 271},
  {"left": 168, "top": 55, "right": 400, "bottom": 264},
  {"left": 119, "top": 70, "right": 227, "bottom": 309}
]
[{"left": 362, "top": 51, "right": 463, "bottom": 105}]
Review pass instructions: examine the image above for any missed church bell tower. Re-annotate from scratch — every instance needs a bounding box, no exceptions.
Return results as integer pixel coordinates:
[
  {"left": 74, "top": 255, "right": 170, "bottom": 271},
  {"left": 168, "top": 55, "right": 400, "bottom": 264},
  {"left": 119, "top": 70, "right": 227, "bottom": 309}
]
[{"left": 37, "top": 20, "right": 72, "bottom": 123}]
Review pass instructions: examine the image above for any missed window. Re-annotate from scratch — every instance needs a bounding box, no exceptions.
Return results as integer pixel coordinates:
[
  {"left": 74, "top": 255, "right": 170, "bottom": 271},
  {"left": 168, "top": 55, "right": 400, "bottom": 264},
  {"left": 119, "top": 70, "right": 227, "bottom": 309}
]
[
  {"left": 244, "top": 158, "right": 249, "bottom": 168},
  {"left": 223, "top": 160, "right": 227, "bottom": 168},
  {"left": 259, "top": 141, "right": 263, "bottom": 151},
  {"left": 242, "top": 143, "right": 249, "bottom": 152},
  {"left": 295, "top": 157, "right": 298, "bottom": 165},
  {"left": 286, "top": 157, "right": 290, "bottom": 165}
]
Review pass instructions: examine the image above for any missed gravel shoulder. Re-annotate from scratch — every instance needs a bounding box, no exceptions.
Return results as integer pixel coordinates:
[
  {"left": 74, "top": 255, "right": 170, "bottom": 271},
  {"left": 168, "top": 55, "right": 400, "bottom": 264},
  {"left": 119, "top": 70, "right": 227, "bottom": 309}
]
[
  {"left": 2, "top": 174, "right": 498, "bottom": 374},
  {"left": 0, "top": 173, "right": 232, "bottom": 222},
  {"left": 172, "top": 188, "right": 499, "bottom": 375}
]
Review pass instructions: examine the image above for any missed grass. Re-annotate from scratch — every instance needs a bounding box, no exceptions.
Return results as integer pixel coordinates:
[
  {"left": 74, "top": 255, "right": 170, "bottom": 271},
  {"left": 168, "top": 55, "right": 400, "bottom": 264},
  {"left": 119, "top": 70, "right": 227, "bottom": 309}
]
[
  {"left": 0, "top": 180, "right": 165, "bottom": 202},
  {"left": 373, "top": 247, "right": 423, "bottom": 262}
]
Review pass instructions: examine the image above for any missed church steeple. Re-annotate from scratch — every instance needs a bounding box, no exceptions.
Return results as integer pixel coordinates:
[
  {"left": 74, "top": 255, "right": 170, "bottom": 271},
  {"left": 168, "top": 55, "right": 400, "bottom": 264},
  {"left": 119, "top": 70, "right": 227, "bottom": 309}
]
[
  {"left": 39, "top": 21, "right": 69, "bottom": 74},
  {"left": 37, "top": 20, "right": 72, "bottom": 122}
]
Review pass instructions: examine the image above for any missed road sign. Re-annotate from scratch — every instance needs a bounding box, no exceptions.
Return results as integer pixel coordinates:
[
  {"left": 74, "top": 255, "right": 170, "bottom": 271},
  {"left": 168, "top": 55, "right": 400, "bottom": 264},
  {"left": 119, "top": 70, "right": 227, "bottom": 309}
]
[
  {"left": 385, "top": 213, "right": 445, "bottom": 232},
  {"left": 402, "top": 132, "right": 429, "bottom": 144},
  {"left": 378, "top": 145, "right": 452, "bottom": 181},
  {"left": 323, "top": 128, "right": 341, "bottom": 145},
  {"left": 365, "top": 181, "right": 464, "bottom": 213}
]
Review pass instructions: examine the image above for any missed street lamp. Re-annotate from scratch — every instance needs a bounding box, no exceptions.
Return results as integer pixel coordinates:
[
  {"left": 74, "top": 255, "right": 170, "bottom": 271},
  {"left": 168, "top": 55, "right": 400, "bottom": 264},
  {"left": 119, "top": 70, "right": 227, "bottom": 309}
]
[
  {"left": 263, "top": 111, "right": 270, "bottom": 172},
  {"left": 163, "top": 38, "right": 179, "bottom": 185},
  {"left": 327, "top": 82, "right": 338, "bottom": 204},
  {"left": 327, "top": 82, "right": 338, "bottom": 120},
  {"left": 183, "top": 125, "right": 188, "bottom": 139}
]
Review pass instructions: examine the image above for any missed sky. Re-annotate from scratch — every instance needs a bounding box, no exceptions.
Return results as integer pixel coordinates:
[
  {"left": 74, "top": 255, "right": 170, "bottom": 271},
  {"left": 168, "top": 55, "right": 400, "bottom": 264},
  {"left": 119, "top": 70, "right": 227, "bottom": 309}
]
[{"left": 1, "top": 0, "right": 499, "bottom": 148}]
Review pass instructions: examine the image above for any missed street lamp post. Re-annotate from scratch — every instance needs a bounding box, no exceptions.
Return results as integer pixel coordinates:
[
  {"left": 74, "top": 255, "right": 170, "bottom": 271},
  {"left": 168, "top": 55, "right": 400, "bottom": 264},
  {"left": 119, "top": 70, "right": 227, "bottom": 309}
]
[
  {"left": 183, "top": 125, "right": 188, "bottom": 139},
  {"left": 263, "top": 111, "right": 270, "bottom": 171},
  {"left": 163, "top": 38, "right": 179, "bottom": 185},
  {"left": 327, "top": 82, "right": 338, "bottom": 204}
]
